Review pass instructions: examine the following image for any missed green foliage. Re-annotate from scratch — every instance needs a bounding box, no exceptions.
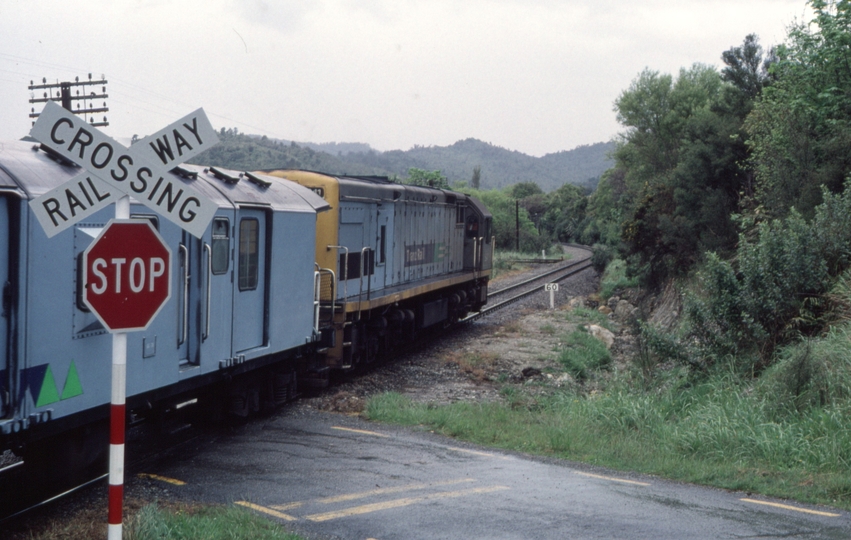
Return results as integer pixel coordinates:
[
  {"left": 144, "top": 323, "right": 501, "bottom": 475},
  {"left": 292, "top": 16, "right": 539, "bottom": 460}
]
[
  {"left": 509, "top": 182, "right": 543, "bottom": 199},
  {"left": 684, "top": 185, "right": 851, "bottom": 369},
  {"left": 590, "top": 243, "right": 614, "bottom": 273},
  {"left": 366, "top": 370, "right": 851, "bottom": 509},
  {"left": 127, "top": 503, "right": 303, "bottom": 540},
  {"left": 745, "top": 1, "right": 851, "bottom": 219},
  {"left": 613, "top": 62, "right": 752, "bottom": 287},
  {"left": 404, "top": 168, "right": 450, "bottom": 189},
  {"left": 559, "top": 327, "right": 612, "bottom": 380},
  {"left": 469, "top": 187, "right": 551, "bottom": 252},
  {"left": 190, "top": 129, "right": 375, "bottom": 174},
  {"left": 599, "top": 258, "right": 638, "bottom": 299}
]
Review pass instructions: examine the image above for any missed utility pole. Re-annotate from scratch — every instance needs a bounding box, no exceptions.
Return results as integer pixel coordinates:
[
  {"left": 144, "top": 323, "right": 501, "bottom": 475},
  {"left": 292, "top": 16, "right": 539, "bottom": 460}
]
[
  {"left": 515, "top": 199, "right": 520, "bottom": 252},
  {"left": 29, "top": 73, "right": 109, "bottom": 125}
]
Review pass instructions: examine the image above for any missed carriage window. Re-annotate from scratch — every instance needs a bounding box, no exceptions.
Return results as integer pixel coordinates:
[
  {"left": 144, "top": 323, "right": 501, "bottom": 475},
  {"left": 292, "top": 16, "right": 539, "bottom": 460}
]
[
  {"left": 211, "top": 217, "right": 230, "bottom": 275},
  {"left": 131, "top": 214, "right": 159, "bottom": 230},
  {"left": 456, "top": 205, "right": 466, "bottom": 224},
  {"left": 238, "top": 218, "right": 259, "bottom": 291}
]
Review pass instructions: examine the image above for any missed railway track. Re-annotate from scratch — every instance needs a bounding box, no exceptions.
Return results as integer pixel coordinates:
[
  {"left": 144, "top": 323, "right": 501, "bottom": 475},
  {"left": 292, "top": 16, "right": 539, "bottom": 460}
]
[{"left": 463, "top": 248, "right": 594, "bottom": 323}]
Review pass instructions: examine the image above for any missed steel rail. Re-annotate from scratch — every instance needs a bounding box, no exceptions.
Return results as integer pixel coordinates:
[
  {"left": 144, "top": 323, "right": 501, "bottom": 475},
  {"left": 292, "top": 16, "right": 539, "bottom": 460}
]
[
  {"left": 463, "top": 259, "right": 594, "bottom": 323},
  {"left": 487, "top": 256, "right": 591, "bottom": 299}
]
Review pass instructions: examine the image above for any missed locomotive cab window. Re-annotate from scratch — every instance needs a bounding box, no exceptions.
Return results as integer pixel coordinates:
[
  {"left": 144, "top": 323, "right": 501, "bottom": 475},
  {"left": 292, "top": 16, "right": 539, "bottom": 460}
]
[
  {"left": 465, "top": 215, "right": 479, "bottom": 239},
  {"left": 238, "top": 218, "right": 259, "bottom": 291},
  {"left": 211, "top": 217, "right": 230, "bottom": 275}
]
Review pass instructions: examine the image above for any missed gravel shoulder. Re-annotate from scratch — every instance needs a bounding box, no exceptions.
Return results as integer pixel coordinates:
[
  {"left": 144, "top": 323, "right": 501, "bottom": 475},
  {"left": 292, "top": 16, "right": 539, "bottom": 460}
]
[{"left": 304, "top": 247, "right": 601, "bottom": 413}]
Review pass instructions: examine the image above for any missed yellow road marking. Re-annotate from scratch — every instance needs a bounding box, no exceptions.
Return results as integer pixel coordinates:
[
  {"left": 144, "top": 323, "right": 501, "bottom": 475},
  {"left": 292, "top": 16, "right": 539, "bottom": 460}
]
[
  {"left": 137, "top": 473, "right": 186, "bottom": 486},
  {"left": 270, "top": 478, "right": 476, "bottom": 510},
  {"left": 741, "top": 498, "right": 841, "bottom": 517},
  {"left": 331, "top": 426, "right": 389, "bottom": 438},
  {"left": 304, "top": 485, "right": 510, "bottom": 522},
  {"left": 574, "top": 471, "right": 650, "bottom": 486},
  {"left": 446, "top": 446, "right": 510, "bottom": 460},
  {"left": 235, "top": 501, "right": 298, "bottom": 521}
]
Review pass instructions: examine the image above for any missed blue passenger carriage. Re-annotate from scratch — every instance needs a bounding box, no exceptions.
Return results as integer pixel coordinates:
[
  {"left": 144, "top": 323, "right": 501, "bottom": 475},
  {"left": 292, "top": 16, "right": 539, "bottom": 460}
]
[{"left": 0, "top": 140, "right": 327, "bottom": 512}]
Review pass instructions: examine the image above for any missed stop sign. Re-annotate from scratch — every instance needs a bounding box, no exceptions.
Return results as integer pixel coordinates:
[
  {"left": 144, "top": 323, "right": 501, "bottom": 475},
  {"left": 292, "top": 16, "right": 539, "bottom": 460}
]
[{"left": 83, "top": 219, "right": 172, "bottom": 332}]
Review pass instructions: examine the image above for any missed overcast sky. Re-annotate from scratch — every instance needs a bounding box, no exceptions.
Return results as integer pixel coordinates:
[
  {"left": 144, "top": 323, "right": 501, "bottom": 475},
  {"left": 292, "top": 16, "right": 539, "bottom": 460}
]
[{"left": 1, "top": 0, "right": 810, "bottom": 157}]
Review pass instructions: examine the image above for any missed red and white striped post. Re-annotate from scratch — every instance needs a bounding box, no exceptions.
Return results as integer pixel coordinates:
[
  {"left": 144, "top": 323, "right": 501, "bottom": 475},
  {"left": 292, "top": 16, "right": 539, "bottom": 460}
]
[
  {"left": 108, "top": 196, "right": 129, "bottom": 540},
  {"left": 108, "top": 332, "right": 127, "bottom": 539}
]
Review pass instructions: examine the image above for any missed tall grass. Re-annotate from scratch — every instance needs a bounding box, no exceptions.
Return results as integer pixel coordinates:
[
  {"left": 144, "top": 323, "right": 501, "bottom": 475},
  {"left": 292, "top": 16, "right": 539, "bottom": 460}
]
[{"left": 367, "top": 328, "right": 851, "bottom": 509}]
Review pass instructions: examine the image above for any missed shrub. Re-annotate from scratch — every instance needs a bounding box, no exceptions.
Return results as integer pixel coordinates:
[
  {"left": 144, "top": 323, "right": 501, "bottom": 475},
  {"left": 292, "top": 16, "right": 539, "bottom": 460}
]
[
  {"left": 590, "top": 243, "right": 614, "bottom": 272},
  {"left": 559, "top": 327, "right": 611, "bottom": 380}
]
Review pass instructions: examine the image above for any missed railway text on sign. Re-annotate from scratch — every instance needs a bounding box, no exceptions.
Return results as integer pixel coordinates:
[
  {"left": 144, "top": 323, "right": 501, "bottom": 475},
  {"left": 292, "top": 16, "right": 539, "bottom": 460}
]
[{"left": 29, "top": 101, "right": 218, "bottom": 238}]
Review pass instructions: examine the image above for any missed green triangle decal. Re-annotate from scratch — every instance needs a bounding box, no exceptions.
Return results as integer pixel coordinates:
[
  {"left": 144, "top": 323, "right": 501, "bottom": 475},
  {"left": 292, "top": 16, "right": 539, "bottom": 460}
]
[
  {"left": 61, "top": 361, "right": 83, "bottom": 400},
  {"left": 36, "top": 365, "right": 60, "bottom": 407}
]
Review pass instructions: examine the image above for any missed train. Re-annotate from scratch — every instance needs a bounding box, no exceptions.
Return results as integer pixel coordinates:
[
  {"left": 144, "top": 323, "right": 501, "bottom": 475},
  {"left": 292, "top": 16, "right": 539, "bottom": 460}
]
[{"left": 0, "top": 139, "right": 493, "bottom": 515}]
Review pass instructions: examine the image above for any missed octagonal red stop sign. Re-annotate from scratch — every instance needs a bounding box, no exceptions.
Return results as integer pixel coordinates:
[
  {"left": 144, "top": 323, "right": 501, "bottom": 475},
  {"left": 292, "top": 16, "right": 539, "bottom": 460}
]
[{"left": 83, "top": 219, "right": 172, "bottom": 332}]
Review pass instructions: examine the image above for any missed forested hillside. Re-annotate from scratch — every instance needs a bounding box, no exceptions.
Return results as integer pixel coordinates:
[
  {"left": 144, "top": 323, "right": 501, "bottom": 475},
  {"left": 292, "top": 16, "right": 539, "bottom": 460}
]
[
  {"left": 336, "top": 138, "right": 612, "bottom": 191},
  {"left": 190, "top": 131, "right": 613, "bottom": 193}
]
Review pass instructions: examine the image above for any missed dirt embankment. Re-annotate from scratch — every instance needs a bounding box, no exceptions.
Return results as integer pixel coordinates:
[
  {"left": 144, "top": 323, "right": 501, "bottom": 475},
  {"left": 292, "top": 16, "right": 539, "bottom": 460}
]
[{"left": 303, "top": 257, "right": 628, "bottom": 413}]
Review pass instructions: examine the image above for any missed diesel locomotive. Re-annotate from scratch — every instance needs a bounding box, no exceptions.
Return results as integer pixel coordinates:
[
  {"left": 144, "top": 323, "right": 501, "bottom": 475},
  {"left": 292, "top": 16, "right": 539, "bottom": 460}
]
[{"left": 0, "top": 139, "right": 492, "bottom": 516}]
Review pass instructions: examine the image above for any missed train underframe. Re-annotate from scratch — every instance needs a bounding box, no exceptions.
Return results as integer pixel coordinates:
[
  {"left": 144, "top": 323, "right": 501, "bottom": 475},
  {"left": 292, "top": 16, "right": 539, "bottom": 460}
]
[{"left": 306, "top": 277, "right": 489, "bottom": 386}]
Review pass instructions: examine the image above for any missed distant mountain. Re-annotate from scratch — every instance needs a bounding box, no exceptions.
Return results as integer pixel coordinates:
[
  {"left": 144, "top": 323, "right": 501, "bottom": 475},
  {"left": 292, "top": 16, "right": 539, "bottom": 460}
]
[
  {"left": 195, "top": 130, "right": 614, "bottom": 192},
  {"left": 327, "top": 138, "right": 614, "bottom": 191}
]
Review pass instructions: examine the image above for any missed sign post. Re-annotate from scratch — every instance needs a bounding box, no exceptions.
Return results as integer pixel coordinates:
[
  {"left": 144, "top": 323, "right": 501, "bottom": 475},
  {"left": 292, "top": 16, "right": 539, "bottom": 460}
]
[
  {"left": 29, "top": 101, "right": 216, "bottom": 539},
  {"left": 545, "top": 282, "right": 559, "bottom": 310}
]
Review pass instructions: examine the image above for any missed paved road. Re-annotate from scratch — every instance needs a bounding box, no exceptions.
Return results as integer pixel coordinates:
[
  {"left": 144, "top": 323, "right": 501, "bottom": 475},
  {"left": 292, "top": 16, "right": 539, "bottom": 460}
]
[{"left": 145, "top": 407, "right": 850, "bottom": 539}]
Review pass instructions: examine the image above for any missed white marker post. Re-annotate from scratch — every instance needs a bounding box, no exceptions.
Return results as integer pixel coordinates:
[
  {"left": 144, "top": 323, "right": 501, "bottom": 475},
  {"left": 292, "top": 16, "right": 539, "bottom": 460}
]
[{"left": 545, "top": 283, "right": 559, "bottom": 310}]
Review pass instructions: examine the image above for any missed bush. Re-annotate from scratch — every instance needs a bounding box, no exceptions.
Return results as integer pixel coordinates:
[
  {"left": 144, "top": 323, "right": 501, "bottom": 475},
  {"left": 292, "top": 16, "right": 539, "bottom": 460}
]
[
  {"left": 685, "top": 205, "right": 838, "bottom": 371},
  {"left": 600, "top": 258, "right": 638, "bottom": 300},
  {"left": 759, "top": 327, "right": 851, "bottom": 413},
  {"left": 590, "top": 243, "right": 614, "bottom": 272}
]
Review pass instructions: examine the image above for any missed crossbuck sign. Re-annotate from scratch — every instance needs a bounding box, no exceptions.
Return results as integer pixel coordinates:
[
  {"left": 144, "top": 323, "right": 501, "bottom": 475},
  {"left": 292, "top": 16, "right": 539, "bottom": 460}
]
[{"left": 29, "top": 101, "right": 219, "bottom": 238}]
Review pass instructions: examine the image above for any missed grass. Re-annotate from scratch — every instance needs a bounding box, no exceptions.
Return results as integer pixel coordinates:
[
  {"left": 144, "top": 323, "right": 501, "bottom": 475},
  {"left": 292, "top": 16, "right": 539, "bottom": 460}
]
[
  {"left": 491, "top": 247, "right": 568, "bottom": 280},
  {"left": 364, "top": 306, "right": 851, "bottom": 511},
  {"left": 559, "top": 327, "right": 611, "bottom": 380},
  {"left": 599, "top": 258, "right": 637, "bottom": 300},
  {"left": 126, "top": 502, "right": 304, "bottom": 540}
]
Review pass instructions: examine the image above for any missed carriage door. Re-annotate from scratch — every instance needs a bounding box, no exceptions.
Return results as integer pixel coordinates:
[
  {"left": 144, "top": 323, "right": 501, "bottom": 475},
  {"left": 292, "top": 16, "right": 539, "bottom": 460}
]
[
  {"left": 177, "top": 231, "right": 203, "bottom": 369},
  {"left": 0, "top": 198, "right": 9, "bottom": 417},
  {"left": 178, "top": 216, "right": 235, "bottom": 369},
  {"left": 233, "top": 209, "right": 267, "bottom": 353},
  {"left": 376, "top": 209, "right": 392, "bottom": 289}
]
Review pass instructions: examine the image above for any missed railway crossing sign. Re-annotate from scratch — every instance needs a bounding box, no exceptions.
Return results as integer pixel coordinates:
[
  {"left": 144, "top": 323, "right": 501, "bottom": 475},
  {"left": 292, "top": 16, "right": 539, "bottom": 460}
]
[
  {"left": 28, "top": 100, "right": 217, "bottom": 539},
  {"left": 82, "top": 219, "right": 172, "bottom": 332},
  {"left": 29, "top": 101, "right": 219, "bottom": 238}
]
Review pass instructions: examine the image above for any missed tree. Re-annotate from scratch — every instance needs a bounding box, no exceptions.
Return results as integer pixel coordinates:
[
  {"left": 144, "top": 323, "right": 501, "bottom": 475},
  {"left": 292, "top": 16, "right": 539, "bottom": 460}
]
[
  {"left": 745, "top": 1, "right": 851, "bottom": 219},
  {"left": 721, "top": 34, "right": 773, "bottom": 100},
  {"left": 509, "top": 182, "right": 543, "bottom": 199},
  {"left": 471, "top": 165, "right": 481, "bottom": 189},
  {"left": 405, "top": 168, "right": 450, "bottom": 189},
  {"left": 612, "top": 62, "right": 755, "bottom": 286}
]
